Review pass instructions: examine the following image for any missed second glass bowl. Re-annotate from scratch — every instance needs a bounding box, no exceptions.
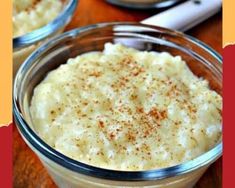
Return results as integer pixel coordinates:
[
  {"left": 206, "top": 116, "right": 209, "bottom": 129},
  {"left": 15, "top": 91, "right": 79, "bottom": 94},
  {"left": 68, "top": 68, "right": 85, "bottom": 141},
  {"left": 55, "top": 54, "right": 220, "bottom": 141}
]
[
  {"left": 106, "top": 0, "right": 184, "bottom": 9},
  {"left": 13, "top": 0, "right": 78, "bottom": 76}
]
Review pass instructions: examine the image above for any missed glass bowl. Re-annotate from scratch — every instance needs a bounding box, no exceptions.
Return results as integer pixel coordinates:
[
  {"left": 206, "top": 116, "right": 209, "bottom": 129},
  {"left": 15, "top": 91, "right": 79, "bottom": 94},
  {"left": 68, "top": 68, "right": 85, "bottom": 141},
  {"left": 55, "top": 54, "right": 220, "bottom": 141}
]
[
  {"left": 13, "top": 0, "right": 78, "bottom": 76},
  {"left": 106, "top": 0, "right": 184, "bottom": 9},
  {"left": 13, "top": 22, "right": 222, "bottom": 188}
]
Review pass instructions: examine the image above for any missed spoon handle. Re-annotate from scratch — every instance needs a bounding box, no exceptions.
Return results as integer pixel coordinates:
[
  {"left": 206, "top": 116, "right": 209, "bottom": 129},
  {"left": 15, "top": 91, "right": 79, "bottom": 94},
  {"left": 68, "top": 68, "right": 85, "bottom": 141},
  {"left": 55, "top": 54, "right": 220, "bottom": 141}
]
[{"left": 141, "top": 0, "right": 222, "bottom": 32}]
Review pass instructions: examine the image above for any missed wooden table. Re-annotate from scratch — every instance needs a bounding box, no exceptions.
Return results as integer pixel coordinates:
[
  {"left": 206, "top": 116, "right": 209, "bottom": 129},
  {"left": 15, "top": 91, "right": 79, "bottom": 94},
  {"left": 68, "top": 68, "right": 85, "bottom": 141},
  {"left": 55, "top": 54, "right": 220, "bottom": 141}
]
[{"left": 13, "top": 0, "right": 222, "bottom": 187}]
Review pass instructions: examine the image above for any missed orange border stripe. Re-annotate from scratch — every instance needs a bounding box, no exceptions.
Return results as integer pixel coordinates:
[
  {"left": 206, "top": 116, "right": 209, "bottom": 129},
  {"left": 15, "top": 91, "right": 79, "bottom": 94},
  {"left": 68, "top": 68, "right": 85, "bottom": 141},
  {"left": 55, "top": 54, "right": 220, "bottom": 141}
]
[
  {"left": 0, "top": 0, "right": 12, "bottom": 126},
  {"left": 223, "top": 0, "right": 235, "bottom": 46}
]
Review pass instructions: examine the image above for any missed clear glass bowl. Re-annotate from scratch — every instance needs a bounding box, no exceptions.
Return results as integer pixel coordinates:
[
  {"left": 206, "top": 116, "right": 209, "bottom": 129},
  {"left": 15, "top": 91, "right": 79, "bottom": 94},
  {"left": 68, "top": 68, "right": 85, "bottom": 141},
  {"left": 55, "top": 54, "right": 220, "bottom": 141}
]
[
  {"left": 106, "top": 0, "right": 184, "bottom": 9},
  {"left": 13, "top": 0, "right": 78, "bottom": 76},
  {"left": 13, "top": 22, "right": 222, "bottom": 188}
]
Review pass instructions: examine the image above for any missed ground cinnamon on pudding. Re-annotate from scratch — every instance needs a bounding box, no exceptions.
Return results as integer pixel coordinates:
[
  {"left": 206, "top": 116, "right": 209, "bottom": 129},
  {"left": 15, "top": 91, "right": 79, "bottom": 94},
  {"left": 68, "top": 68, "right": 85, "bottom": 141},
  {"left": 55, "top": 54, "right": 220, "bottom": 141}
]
[{"left": 30, "top": 43, "right": 222, "bottom": 171}]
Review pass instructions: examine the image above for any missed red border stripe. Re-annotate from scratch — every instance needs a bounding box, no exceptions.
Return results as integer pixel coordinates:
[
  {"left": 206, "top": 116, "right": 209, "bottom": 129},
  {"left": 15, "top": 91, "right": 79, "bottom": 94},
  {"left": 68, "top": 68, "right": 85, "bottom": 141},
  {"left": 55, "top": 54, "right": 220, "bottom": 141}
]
[
  {"left": 223, "top": 44, "right": 235, "bottom": 188},
  {"left": 0, "top": 124, "right": 12, "bottom": 188}
]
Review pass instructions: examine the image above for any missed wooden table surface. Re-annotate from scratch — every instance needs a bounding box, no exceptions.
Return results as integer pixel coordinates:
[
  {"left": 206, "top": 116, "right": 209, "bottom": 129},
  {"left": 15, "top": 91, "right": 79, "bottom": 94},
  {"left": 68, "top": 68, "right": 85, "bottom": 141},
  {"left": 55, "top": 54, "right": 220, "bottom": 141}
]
[{"left": 13, "top": 0, "right": 222, "bottom": 187}]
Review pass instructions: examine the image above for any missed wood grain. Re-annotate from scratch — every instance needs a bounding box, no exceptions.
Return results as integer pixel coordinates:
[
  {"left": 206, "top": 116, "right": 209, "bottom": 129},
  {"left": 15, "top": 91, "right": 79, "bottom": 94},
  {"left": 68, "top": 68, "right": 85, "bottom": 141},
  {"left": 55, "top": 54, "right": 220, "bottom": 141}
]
[{"left": 13, "top": 0, "right": 222, "bottom": 187}]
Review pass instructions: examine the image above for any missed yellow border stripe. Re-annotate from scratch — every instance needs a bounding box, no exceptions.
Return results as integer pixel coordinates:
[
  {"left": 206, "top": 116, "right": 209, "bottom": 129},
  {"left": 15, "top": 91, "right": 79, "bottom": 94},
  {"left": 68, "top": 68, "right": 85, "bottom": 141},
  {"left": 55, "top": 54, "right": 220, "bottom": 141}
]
[
  {"left": 223, "top": 0, "right": 235, "bottom": 46},
  {"left": 0, "top": 0, "right": 12, "bottom": 126}
]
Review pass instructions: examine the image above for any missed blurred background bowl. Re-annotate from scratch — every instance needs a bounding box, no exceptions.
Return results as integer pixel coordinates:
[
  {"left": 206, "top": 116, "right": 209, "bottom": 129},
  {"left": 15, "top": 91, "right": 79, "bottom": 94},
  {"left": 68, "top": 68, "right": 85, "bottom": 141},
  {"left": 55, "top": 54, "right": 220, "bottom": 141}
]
[
  {"left": 106, "top": 0, "right": 185, "bottom": 9},
  {"left": 13, "top": 0, "right": 78, "bottom": 76}
]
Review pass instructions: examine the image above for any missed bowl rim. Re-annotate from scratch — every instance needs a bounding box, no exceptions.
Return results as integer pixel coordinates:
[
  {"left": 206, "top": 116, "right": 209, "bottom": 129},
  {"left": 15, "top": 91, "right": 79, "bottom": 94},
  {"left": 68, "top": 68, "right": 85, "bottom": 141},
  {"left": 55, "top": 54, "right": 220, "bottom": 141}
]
[
  {"left": 106, "top": 0, "right": 184, "bottom": 9},
  {"left": 13, "top": 0, "right": 78, "bottom": 50},
  {"left": 13, "top": 22, "right": 222, "bottom": 181}
]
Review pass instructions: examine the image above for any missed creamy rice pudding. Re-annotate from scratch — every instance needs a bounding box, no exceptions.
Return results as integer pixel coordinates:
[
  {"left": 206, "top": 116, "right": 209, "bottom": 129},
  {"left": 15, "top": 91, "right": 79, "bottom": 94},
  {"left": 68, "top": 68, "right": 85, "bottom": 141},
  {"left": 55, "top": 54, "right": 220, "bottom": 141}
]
[
  {"left": 30, "top": 43, "right": 222, "bottom": 171},
  {"left": 13, "top": 0, "right": 63, "bottom": 37}
]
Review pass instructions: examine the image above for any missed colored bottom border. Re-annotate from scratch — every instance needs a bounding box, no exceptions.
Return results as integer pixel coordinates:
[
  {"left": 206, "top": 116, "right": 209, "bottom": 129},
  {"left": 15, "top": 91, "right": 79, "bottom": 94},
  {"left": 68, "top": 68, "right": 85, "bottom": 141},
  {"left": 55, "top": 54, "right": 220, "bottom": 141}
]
[
  {"left": 0, "top": 124, "right": 12, "bottom": 188},
  {"left": 223, "top": 44, "right": 235, "bottom": 188}
]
